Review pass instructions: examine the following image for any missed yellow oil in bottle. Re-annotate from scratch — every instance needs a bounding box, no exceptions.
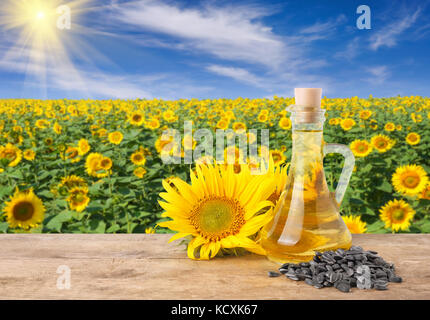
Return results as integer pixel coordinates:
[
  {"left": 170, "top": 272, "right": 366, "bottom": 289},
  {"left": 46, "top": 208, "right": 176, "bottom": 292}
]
[{"left": 261, "top": 130, "right": 352, "bottom": 263}]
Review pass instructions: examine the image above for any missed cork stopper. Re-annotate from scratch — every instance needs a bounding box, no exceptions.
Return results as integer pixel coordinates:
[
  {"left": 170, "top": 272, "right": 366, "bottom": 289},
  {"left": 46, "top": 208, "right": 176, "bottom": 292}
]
[{"left": 292, "top": 88, "right": 323, "bottom": 123}]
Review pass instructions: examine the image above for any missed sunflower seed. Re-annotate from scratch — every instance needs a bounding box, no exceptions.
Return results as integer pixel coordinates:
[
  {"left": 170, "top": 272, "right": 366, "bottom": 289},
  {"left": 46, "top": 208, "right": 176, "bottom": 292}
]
[
  {"left": 268, "top": 246, "right": 401, "bottom": 293},
  {"left": 389, "top": 275, "right": 402, "bottom": 283},
  {"left": 375, "top": 270, "right": 387, "bottom": 278},
  {"left": 334, "top": 280, "right": 351, "bottom": 293},
  {"left": 305, "top": 278, "right": 314, "bottom": 286},
  {"left": 374, "top": 283, "right": 388, "bottom": 290},
  {"left": 316, "top": 273, "right": 325, "bottom": 283},
  {"left": 300, "top": 262, "right": 310, "bottom": 267},
  {"left": 279, "top": 268, "right": 288, "bottom": 274},
  {"left": 287, "top": 275, "right": 300, "bottom": 281}
]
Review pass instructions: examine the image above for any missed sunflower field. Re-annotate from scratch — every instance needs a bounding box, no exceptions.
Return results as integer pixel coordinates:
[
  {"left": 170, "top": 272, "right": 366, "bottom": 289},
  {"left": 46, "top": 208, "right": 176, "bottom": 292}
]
[{"left": 0, "top": 96, "right": 429, "bottom": 235}]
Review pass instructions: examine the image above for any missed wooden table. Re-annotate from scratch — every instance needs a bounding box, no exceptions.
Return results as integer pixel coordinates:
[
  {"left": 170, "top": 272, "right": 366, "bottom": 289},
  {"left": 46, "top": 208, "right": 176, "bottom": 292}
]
[{"left": 0, "top": 234, "right": 428, "bottom": 300}]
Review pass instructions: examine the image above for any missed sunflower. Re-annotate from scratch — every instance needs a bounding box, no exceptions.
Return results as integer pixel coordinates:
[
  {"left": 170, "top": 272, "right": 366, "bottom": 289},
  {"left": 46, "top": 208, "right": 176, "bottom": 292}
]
[
  {"left": 23, "top": 149, "right": 36, "bottom": 161},
  {"left": 129, "top": 112, "right": 145, "bottom": 126},
  {"left": 131, "top": 151, "right": 147, "bottom": 166},
  {"left": 224, "top": 146, "right": 245, "bottom": 165},
  {"left": 145, "top": 227, "right": 156, "bottom": 234},
  {"left": 100, "top": 157, "right": 113, "bottom": 171},
  {"left": 146, "top": 118, "right": 160, "bottom": 130},
  {"left": 0, "top": 143, "right": 22, "bottom": 167},
  {"left": 78, "top": 139, "right": 91, "bottom": 156},
  {"left": 370, "top": 134, "right": 394, "bottom": 153},
  {"left": 270, "top": 149, "right": 286, "bottom": 166},
  {"left": 379, "top": 199, "right": 415, "bottom": 232},
  {"left": 411, "top": 113, "right": 422, "bottom": 123},
  {"left": 163, "top": 110, "right": 175, "bottom": 121},
  {"left": 108, "top": 131, "right": 123, "bottom": 145},
  {"left": 216, "top": 119, "right": 229, "bottom": 130},
  {"left": 59, "top": 175, "right": 87, "bottom": 190},
  {"left": 232, "top": 122, "right": 247, "bottom": 132},
  {"left": 303, "top": 162, "right": 327, "bottom": 202},
  {"left": 96, "top": 128, "right": 108, "bottom": 138},
  {"left": 67, "top": 187, "right": 90, "bottom": 212},
  {"left": 64, "top": 146, "right": 80, "bottom": 163},
  {"left": 258, "top": 113, "right": 268, "bottom": 123},
  {"left": 419, "top": 184, "right": 430, "bottom": 200},
  {"left": 155, "top": 130, "right": 179, "bottom": 156},
  {"left": 35, "top": 119, "right": 49, "bottom": 129},
  {"left": 45, "top": 138, "right": 54, "bottom": 146},
  {"left": 405, "top": 132, "right": 420, "bottom": 145},
  {"left": 359, "top": 110, "right": 372, "bottom": 120},
  {"left": 328, "top": 118, "right": 338, "bottom": 125},
  {"left": 158, "top": 163, "right": 275, "bottom": 260},
  {"left": 342, "top": 215, "right": 367, "bottom": 233},
  {"left": 267, "top": 163, "right": 289, "bottom": 204},
  {"left": 349, "top": 140, "right": 372, "bottom": 157},
  {"left": 53, "top": 123, "right": 62, "bottom": 134},
  {"left": 85, "top": 153, "right": 109, "bottom": 178},
  {"left": 384, "top": 122, "right": 395, "bottom": 132},
  {"left": 134, "top": 167, "right": 147, "bottom": 178},
  {"left": 340, "top": 118, "right": 356, "bottom": 131},
  {"left": 279, "top": 117, "right": 292, "bottom": 130},
  {"left": 392, "top": 164, "right": 428, "bottom": 196},
  {"left": 3, "top": 189, "right": 45, "bottom": 229},
  {"left": 247, "top": 132, "right": 257, "bottom": 144},
  {"left": 182, "top": 135, "right": 196, "bottom": 150}
]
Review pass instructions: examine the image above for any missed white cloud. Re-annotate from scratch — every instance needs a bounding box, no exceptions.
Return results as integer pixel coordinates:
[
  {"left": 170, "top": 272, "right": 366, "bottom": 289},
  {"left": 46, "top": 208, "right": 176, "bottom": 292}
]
[
  {"left": 370, "top": 8, "right": 421, "bottom": 50},
  {"left": 112, "top": 0, "right": 287, "bottom": 68},
  {"left": 335, "top": 37, "right": 360, "bottom": 60},
  {"left": 366, "top": 65, "right": 390, "bottom": 84},
  {"left": 206, "top": 65, "right": 266, "bottom": 88},
  {"left": 299, "top": 14, "right": 347, "bottom": 40}
]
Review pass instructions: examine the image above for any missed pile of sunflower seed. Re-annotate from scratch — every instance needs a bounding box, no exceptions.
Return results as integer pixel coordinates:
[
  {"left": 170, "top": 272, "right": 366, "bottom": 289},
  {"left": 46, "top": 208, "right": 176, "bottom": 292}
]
[{"left": 268, "top": 246, "right": 402, "bottom": 293}]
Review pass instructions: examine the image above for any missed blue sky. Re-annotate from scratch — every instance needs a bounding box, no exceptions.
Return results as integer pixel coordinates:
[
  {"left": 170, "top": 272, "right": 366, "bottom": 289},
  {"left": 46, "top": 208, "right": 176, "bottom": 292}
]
[{"left": 0, "top": 0, "right": 429, "bottom": 99}]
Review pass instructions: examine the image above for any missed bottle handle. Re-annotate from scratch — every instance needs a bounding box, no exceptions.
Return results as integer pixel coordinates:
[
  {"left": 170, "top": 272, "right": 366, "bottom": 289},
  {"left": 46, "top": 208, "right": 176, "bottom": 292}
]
[{"left": 323, "top": 143, "right": 355, "bottom": 204}]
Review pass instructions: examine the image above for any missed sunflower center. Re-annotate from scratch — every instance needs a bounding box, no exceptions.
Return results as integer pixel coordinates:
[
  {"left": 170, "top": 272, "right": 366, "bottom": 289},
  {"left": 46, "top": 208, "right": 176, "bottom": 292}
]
[
  {"left": 199, "top": 200, "right": 233, "bottom": 232},
  {"left": 403, "top": 174, "right": 419, "bottom": 188},
  {"left": 13, "top": 201, "right": 35, "bottom": 221},
  {"left": 357, "top": 144, "right": 367, "bottom": 152},
  {"left": 190, "top": 197, "right": 245, "bottom": 241},
  {"left": 4, "top": 150, "right": 16, "bottom": 160},
  {"left": 376, "top": 140, "right": 387, "bottom": 148},
  {"left": 73, "top": 193, "right": 85, "bottom": 203},
  {"left": 392, "top": 209, "right": 405, "bottom": 221}
]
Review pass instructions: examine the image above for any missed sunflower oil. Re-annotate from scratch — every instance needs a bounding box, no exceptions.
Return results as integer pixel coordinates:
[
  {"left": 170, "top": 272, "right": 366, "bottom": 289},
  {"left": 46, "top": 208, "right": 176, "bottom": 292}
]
[{"left": 261, "top": 89, "right": 355, "bottom": 263}]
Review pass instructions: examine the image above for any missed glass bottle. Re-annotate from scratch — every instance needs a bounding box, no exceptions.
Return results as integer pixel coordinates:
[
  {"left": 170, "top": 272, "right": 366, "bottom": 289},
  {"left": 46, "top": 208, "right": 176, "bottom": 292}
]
[{"left": 261, "top": 88, "right": 355, "bottom": 263}]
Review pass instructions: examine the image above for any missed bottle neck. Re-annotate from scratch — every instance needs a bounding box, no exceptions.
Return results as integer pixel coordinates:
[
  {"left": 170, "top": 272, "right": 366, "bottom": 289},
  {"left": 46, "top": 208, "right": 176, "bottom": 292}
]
[{"left": 291, "top": 129, "right": 324, "bottom": 168}]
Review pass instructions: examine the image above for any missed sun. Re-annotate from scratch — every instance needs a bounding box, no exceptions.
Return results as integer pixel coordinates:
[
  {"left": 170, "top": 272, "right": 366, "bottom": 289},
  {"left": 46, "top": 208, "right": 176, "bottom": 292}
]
[
  {"left": 36, "top": 11, "right": 46, "bottom": 20},
  {"left": 0, "top": 0, "right": 96, "bottom": 95},
  {"left": 2, "top": 0, "right": 58, "bottom": 34}
]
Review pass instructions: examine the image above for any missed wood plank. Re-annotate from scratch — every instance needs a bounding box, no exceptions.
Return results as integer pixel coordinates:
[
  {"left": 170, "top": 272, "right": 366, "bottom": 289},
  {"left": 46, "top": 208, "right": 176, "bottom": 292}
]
[{"left": 0, "top": 234, "right": 429, "bottom": 300}]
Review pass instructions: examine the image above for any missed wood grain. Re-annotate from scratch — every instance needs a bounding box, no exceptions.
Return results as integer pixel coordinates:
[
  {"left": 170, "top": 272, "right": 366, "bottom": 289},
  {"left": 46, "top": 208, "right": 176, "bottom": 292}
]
[{"left": 0, "top": 234, "right": 429, "bottom": 300}]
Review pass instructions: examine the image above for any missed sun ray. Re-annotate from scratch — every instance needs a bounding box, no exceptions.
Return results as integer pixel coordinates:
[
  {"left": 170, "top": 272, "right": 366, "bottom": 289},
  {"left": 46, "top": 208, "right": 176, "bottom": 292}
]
[{"left": 0, "top": 0, "right": 105, "bottom": 97}]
